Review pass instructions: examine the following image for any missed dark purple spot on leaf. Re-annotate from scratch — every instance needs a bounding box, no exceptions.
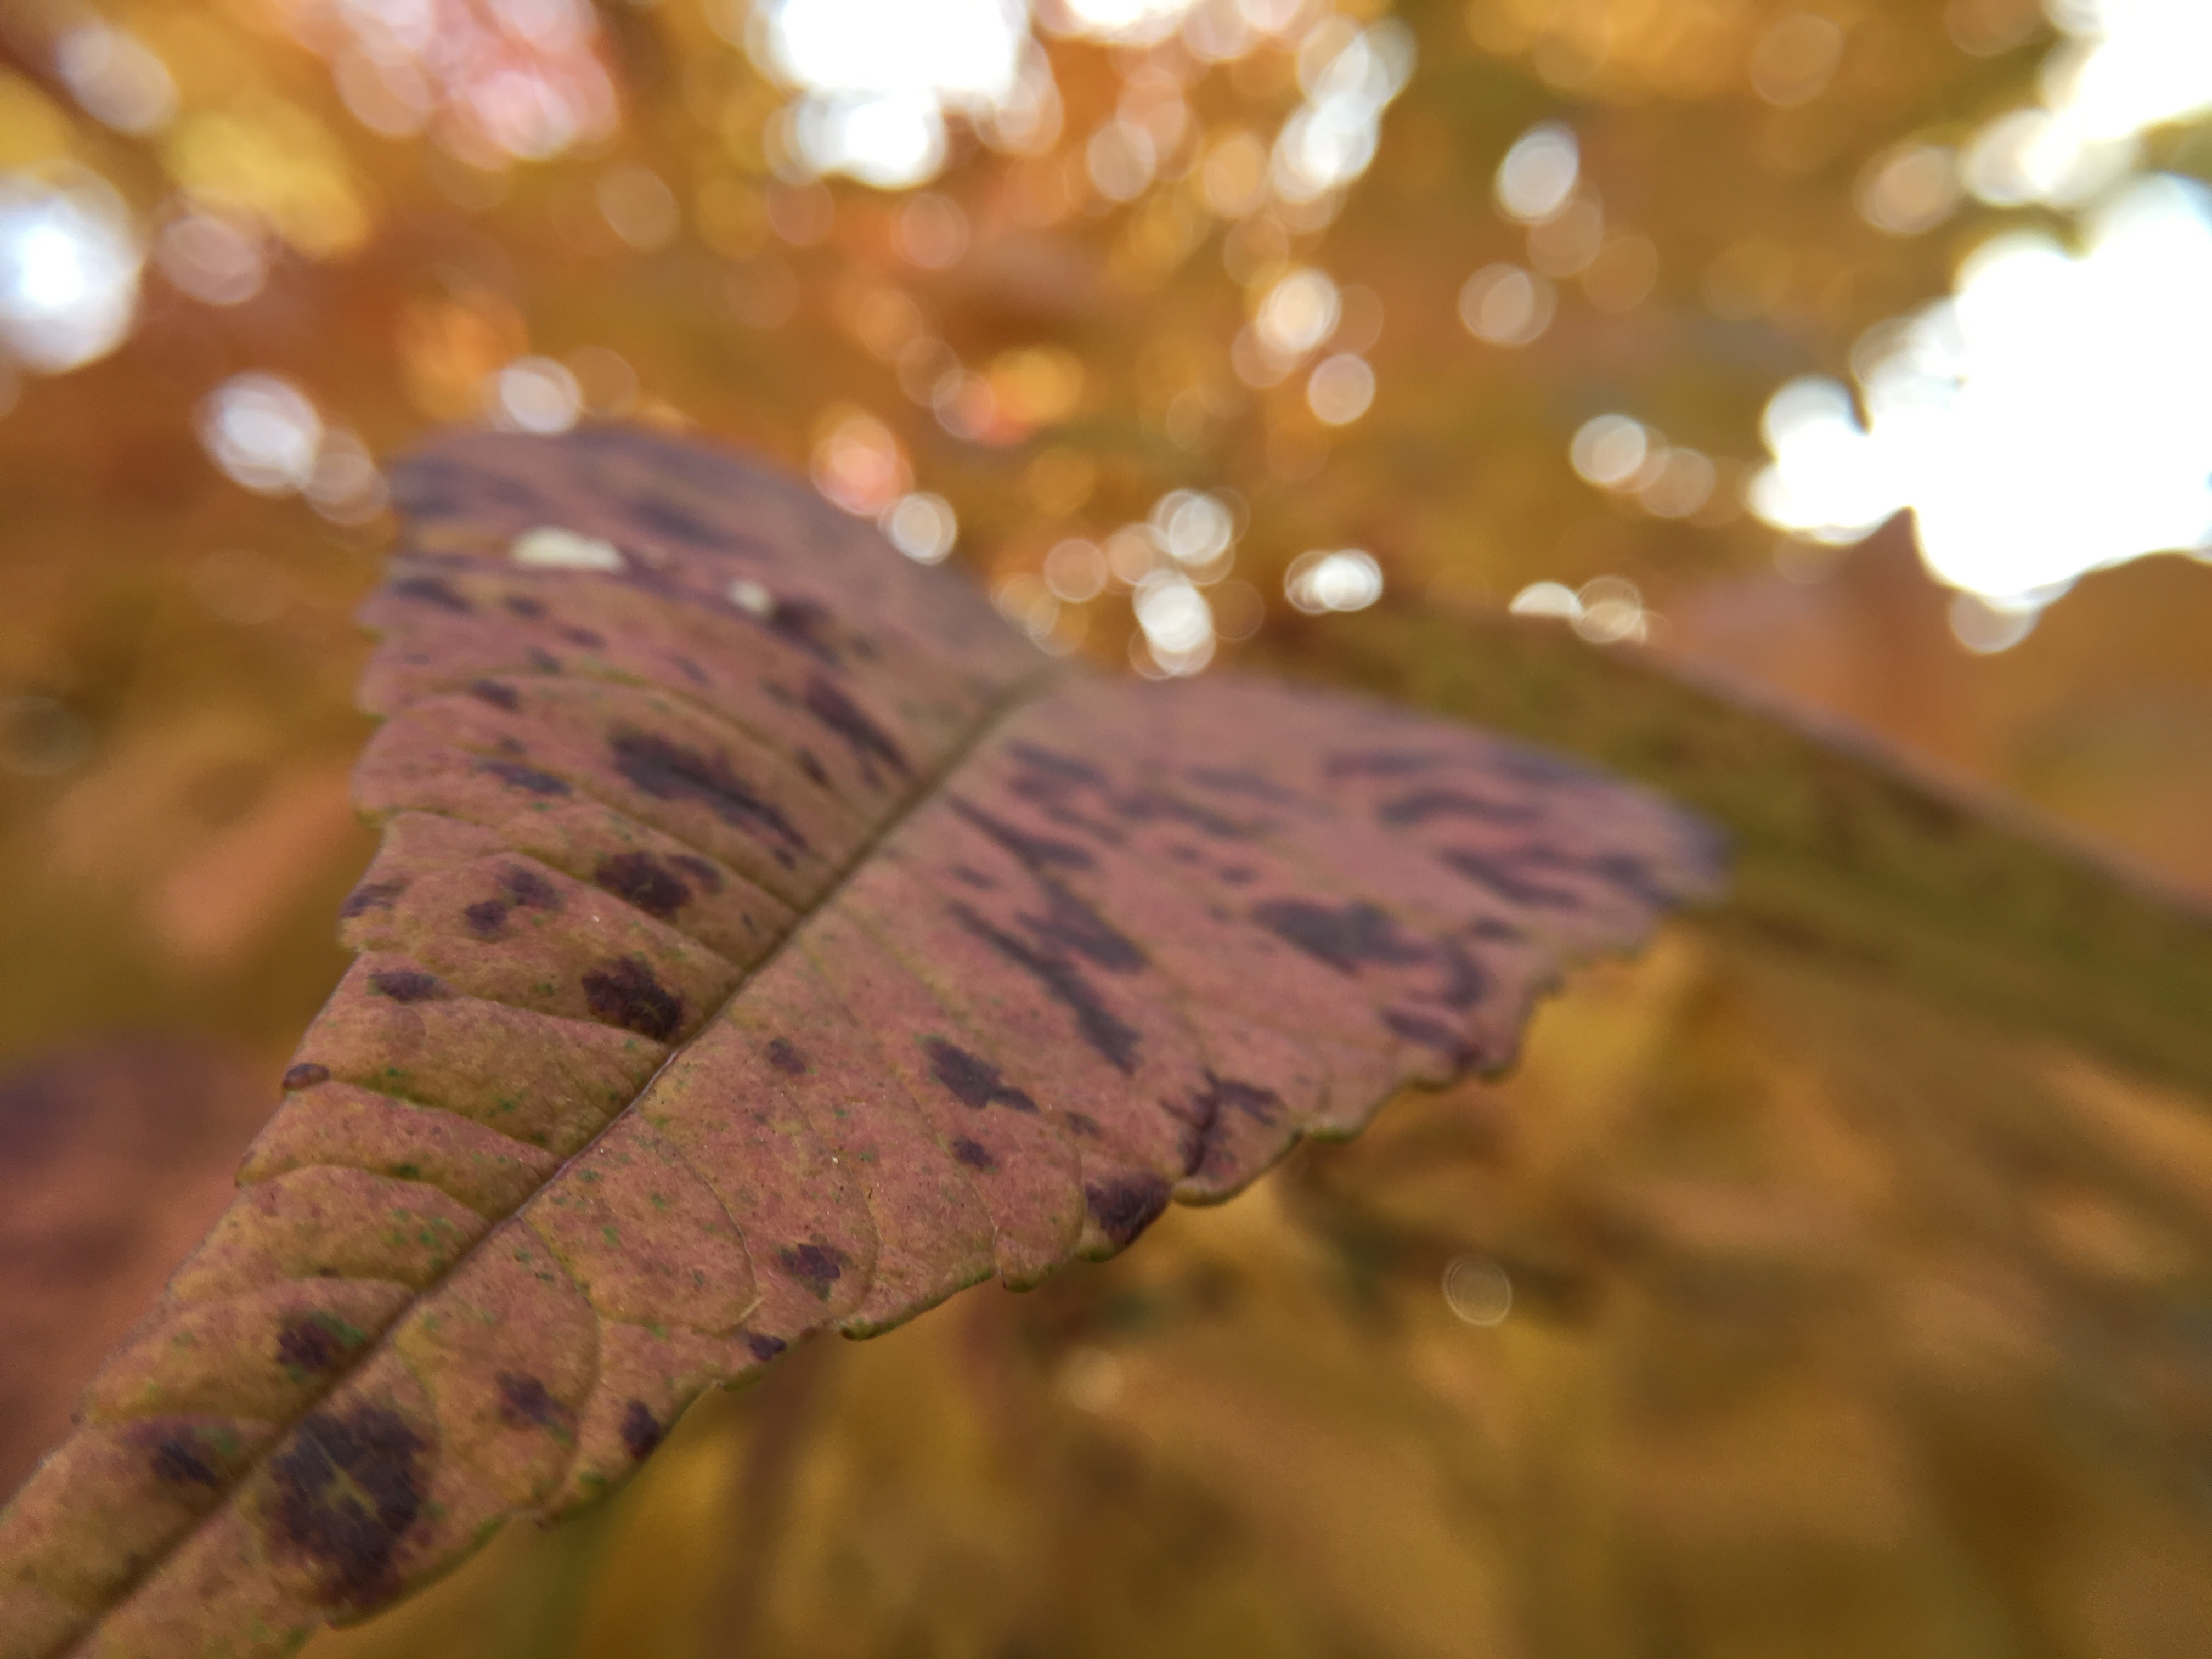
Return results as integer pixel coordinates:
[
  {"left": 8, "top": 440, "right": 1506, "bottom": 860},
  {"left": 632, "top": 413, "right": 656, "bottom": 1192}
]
[
  {"left": 922, "top": 1039, "right": 1036, "bottom": 1113},
  {"left": 608, "top": 729, "right": 805, "bottom": 854},
  {"left": 1018, "top": 880, "right": 1147, "bottom": 973},
  {"left": 503, "top": 593, "right": 546, "bottom": 619},
  {"left": 1203, "top": 1073, "right": 1283, "bottom": 1125},
  {"left": 743, "top": 1332, "right": 787, "bottom": 1363},
  {"left": 1377, "top": 788, "right": 1541, "bottom": 828},
  {"left": 1434, "top": 940, "right": 1488, "bottom": 1010},
  {"left": 765, "top": 1037, "right": 807, "bottom": 1076},
  {"left": 1085, "top": 1176, "right": 1169, "bottom": 1247},
  {"left": 1438, "top": 850, "right": 1583, "bottom": 909},
  {"left": 390, "top": 575, "right": 472, "bottom": 614},
  {"left": 801, "top": 674, "right": 909, "bottom": 782},
  {"left": 496, "top": 1372, "right": 572, "bottom": 1432},
  {"left": 368, "top": 969, "right": 447, "bottom": 1003},
  {"left": 669, "top": 853, "right": 724, "bottom": 893},
  {"left": 1115, "top": 788, "right": 1251, "bottom": 840},
  {"left": 619, "top": 1400, "right": 662, "bottom": 1460},
  {"left": 949, "top": 904, "right": 1141, "bottom": 1074},
  {"left": 1009, "top": 743, "right": 1105, "bottom": 786},
  {"left": 1177, "top": 1074, "right": 1285, "bottom": 1178},
  {"left": 277, "top": 1316, "right": 351, "bottom": 1376},
  {"left": 468, "top": 679, "right": 519, "bottom": 711},
  {"left": 1002, "top": 773, "right": 1127, "bottom": 846},
  {"left": 1521, "top": 844, "right": 1675, "bottom": 906},
  {"left": 949, "top": 1136, "right": 995, "bottom": 1171},
  {"left": 499, "top": 864, "right": 561, "bottom": 909},
  {"left": 463, "top": 900, "right": 509, "bottom": 938},
  {"left": 764, "top": 597, "right": 840, "bottom": 664},
  {"left": 268, "top": 1403, "right": 428, "bottom": 1607},
  {"left": 797, "top": 749, "right": 828, "bottom": 786},
  {"left": 594, "top": 851, "right": 691, "bottom": 920},
  {"left": 951, "top": 798, "right": 1094, "bottom": 871},
  {"left": 1252, "top": 899, "right": 1430, "bottom": 974},
  {"left": 340, "top": 880, "right": 405, "bottom": 919},
  {"left": 283, "top": 1063, "right": 330, "bottom": 1091},
  {"left": 627, "top": 493, "right": 718, "bottom": 546},
  {"left": 777, "top": 1242, "right": 847, "bottom": 1294},
  {"left": 477, "top": 759, "right": 571, "bottom": 797},
  {"left": 1381, "top": 1007, "right": 1476, "bottom": 1067},
  {"left": 560, "top": 627, "right": 605, "bottom": 649},
  {"left": 146, "top": 1430, "right": 220, "bottom": 1487},
  {"left": 581, "top": 956, "right": 685, "bottom": 1041}
]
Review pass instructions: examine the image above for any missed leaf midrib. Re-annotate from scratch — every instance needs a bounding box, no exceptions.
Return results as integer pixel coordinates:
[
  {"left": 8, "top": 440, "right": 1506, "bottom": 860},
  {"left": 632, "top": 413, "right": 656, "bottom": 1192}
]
[{"left": 75, "top": 650, "right": 1069, "bottom": 1645}]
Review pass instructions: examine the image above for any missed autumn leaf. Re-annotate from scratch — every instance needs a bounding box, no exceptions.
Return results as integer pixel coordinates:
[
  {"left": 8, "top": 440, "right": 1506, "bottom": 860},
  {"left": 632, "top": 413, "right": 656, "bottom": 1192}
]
[{"left": 0, "top": 425, "right": 1720, "bottom": 1658}]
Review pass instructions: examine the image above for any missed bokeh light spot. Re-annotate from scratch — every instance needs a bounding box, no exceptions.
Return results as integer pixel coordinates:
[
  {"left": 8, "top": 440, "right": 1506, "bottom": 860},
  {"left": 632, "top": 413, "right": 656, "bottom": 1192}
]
[
  {"left": 1459, "top": 264, "right": 1554, "bottom": 347},
  {"left": 55, "top": 23, "right": 177, "bottom": 137},
  {"left": 1442, "top": 1254, "right": 1513, "bottom": 1327},
  {"left": 196, "top": 373, "right": 323, "bottom": 495},
  {"left": 752, "top": 0, "right": 1030, "bottom": 188},
  {"left": 881, "top": 492, "right": 958, "bottom": 563},
  {"left": 488, "top": 356, "right": 583, "bottom": 433},
  {"left": 156, "top": 208, "right": 269, "bottom": 308},
  {"left": 812, "top": 410, "right": 912, "bottom": 515},
  {"left": 1752, "top": 176, "right": 2212, "bottom": 605},
  {"left": 0, "top": 170, "right": 142, "bottom": 373},
  {"left": 1571, "top": 415, "right": 1650, "bottom": 488},
  {"left": 1133, "top": 571, "right": 1215, "bottom": 675},
  {"left": 1750, "top": 13, "right": 1843, "bottom": 108},
  {"left": 1044, "top": 538, "right": 1108, "bottom": 602},
  {"left": 1284, "top": 548, "right": 1382, "bottom": 613},
  {"left": 1255, "top": 266, "right": 1340, "bottom": 359},
  {"left": 1494, "top": 123, "right": 1578, "bottom": 223},
  {"left": 1856, "top": 144, "right": 1962, "bottom": 236},
  {"left": 1306, "top": 352, "right": 1374, "bottom": 425}
]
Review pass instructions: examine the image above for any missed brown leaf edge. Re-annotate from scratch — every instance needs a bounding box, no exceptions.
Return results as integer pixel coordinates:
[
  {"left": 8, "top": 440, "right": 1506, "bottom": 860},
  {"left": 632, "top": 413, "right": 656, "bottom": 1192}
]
[{"left": 0, "top": 425, "right": 1726, "bottom": 1659}]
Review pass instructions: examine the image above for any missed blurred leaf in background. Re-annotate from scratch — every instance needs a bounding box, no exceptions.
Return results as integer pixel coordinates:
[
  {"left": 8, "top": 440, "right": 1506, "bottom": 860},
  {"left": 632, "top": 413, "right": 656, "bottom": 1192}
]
[{"left": 4, "top": 0, "right": 2211, "bottom": 1654}]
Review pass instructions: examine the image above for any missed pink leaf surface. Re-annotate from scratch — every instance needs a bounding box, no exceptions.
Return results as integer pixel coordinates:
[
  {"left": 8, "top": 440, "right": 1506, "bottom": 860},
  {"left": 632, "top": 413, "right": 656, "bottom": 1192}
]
[{"left": 0, "top": 427, "right": 1722, "bottom": 1657}]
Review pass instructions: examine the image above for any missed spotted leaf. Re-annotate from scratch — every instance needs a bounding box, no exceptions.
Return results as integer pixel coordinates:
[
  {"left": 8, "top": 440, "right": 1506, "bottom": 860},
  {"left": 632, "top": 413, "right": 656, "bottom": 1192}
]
[{"left": 0, "top": 426, "right": 1722, "bottom": 1658}]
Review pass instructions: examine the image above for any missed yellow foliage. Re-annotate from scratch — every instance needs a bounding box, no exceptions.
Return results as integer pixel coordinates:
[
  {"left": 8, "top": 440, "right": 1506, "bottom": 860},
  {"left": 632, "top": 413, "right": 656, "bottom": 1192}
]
[
  {"left": 161, "top": 95, "right": 371, "bottom": 256},
  {"left": 0, "top": 76, "right": 74, "bottom": 169}
]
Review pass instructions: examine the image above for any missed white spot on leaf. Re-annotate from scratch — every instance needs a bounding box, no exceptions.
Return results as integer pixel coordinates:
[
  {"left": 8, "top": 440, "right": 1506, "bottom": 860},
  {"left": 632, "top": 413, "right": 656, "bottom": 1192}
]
[{"left": 510, "top": 526, "right": 625, "bottom": 571}]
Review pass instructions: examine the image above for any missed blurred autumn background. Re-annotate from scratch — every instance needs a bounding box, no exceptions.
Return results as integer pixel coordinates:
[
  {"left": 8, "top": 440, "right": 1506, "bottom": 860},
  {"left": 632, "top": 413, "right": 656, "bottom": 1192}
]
[{"left": 4, "top": 0, "right": 2212, "bottom": 1654}]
